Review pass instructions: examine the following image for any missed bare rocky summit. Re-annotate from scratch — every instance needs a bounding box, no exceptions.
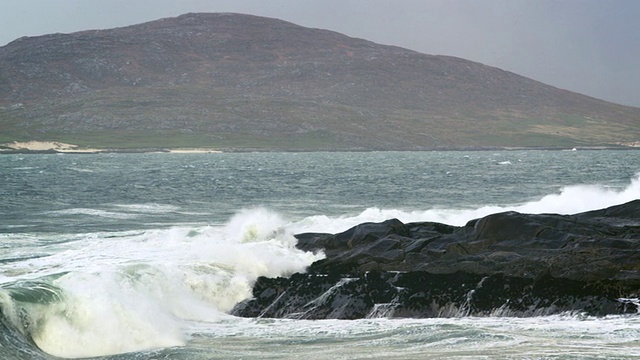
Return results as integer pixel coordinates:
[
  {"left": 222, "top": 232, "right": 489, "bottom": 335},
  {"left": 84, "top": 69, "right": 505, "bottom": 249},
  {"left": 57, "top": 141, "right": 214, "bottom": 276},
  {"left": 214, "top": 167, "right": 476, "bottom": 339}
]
[{"left": 1, "top": 13, "right": 639, "bottom": 150}]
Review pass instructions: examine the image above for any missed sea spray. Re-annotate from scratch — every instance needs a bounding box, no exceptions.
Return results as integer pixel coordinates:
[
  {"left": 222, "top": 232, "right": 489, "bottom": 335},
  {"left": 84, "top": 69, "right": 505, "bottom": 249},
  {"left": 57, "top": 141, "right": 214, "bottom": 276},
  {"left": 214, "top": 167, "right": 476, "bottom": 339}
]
[
  {"left": 0, "top": 208, "right": 323, "bottom": 358},
  {"left": 27, "top": 271, "right": 186, "bottom": 358},
  {"left": 289, "top": 172, "right": 640, "bottom": 232},
  {"left": 1, "top": 151, "right": 639, "bottom": 359}
]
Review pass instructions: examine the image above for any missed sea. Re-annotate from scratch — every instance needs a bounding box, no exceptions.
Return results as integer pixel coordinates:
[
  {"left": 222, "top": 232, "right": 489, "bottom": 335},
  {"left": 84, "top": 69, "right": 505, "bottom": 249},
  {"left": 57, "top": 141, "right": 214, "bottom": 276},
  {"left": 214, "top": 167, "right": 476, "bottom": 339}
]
[{"left": 1, "top": 150, "right": 639, "bottom": 359}]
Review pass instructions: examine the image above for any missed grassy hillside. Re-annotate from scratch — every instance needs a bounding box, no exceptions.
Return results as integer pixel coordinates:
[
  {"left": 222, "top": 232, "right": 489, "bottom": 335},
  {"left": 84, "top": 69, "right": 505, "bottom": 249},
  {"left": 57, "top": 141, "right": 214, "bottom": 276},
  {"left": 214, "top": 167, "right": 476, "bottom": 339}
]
[{"left": 0, "top": 13, "right": 638, "bottom": 151}]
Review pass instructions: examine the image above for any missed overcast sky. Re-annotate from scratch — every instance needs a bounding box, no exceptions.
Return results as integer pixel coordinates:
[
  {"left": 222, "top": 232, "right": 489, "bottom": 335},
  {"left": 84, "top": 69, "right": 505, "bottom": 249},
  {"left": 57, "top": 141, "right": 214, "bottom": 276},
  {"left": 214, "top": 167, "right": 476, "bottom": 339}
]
[{"left": 1, "top": 0, "right": 638, "bottom": 107}]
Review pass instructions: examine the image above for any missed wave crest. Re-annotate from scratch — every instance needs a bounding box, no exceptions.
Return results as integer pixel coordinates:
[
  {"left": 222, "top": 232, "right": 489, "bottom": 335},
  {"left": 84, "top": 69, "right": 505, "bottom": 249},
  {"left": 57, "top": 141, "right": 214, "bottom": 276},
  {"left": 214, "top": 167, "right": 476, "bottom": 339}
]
[
  {"left": 0, "top": 208, "right": 324, "bottom": 358},
  {"left": 292, "top": 172, "right": 640, "bottom": 232}
]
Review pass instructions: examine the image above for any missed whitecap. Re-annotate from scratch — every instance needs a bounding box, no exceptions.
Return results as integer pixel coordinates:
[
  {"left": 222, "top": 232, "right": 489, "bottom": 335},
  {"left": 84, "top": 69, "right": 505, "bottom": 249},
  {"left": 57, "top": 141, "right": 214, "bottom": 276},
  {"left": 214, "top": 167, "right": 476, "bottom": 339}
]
[{"left": 3, "top": 208, "right": 324, "bottom": 358}]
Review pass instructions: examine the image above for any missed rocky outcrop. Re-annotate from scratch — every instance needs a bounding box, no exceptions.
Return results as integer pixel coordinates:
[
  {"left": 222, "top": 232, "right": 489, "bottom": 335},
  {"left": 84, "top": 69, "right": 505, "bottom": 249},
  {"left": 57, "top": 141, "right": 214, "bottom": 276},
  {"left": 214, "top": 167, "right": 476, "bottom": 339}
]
[{"left": 232, "top": 200, "right": 640, "bottom": 319}]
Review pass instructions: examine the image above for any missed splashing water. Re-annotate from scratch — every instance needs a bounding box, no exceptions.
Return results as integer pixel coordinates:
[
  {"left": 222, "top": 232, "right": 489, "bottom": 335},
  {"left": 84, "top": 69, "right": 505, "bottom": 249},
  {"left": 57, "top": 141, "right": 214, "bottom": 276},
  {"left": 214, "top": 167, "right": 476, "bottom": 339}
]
[
  {"left": 1, "top": 151, "right": 639, "bottom": 358},
  {"left": 1, "top": 208, "right": 323, "bottom": 358},
  {"left": 290, "top": 172, "right": 640, "bottom": 232}
]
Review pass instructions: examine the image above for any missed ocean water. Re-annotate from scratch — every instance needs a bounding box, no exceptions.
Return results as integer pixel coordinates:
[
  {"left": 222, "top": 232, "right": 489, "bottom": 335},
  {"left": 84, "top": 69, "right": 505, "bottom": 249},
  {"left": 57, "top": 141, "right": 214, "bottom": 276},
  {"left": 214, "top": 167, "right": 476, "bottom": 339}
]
[{"left": 1, "top": 150, "right": 639, "bottom": 359}]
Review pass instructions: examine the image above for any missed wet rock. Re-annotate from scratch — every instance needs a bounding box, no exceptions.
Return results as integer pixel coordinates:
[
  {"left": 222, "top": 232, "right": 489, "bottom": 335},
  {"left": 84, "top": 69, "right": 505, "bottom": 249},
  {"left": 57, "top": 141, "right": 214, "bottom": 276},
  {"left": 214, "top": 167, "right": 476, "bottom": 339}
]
[{"left": 233, "top": 200, "right": 640, "bottom": 318}]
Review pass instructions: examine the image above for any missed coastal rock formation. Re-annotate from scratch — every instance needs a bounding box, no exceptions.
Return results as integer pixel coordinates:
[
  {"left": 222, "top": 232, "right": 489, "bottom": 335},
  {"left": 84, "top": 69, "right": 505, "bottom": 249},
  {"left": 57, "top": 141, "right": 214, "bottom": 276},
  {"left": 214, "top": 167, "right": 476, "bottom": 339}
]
[{"left": 232, "top": 200, "right": 640, "bottom": 319}]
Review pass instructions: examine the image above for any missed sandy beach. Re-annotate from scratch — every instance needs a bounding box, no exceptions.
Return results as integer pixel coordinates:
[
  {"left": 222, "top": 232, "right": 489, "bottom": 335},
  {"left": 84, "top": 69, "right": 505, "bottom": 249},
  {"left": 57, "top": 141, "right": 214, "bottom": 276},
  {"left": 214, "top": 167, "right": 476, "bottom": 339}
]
[
  {"left": 1, "top": 141, "right": 101, "bottom": 153},
  {"left": 0, "top": 141, "right": 222, "bottom": 154}
]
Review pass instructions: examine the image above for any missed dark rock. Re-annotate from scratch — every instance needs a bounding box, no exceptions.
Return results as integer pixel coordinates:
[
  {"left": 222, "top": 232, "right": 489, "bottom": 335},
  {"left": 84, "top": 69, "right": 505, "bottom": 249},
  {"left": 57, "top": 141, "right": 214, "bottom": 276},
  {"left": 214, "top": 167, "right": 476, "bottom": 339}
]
[
  {"left": 232, "top": 200, "right": 640, "bottom": 318},
  {"left": 232, "top": 270, "right": 638, "bottom": 319}
]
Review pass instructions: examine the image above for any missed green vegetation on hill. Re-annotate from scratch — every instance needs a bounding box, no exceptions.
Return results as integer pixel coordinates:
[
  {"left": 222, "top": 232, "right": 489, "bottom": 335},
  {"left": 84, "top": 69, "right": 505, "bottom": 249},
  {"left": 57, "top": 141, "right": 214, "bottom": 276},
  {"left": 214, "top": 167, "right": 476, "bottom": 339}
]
[{"left": 0, "top": 13, "right": 638, "bottom": 151}]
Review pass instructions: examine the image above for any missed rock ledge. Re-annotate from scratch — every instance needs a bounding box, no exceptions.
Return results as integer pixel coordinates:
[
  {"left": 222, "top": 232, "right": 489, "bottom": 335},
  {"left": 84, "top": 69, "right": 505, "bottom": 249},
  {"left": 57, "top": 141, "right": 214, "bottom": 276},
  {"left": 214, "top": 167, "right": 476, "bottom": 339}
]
[{"left": 232, "top": 201, "right": 640, "bottom": 318}]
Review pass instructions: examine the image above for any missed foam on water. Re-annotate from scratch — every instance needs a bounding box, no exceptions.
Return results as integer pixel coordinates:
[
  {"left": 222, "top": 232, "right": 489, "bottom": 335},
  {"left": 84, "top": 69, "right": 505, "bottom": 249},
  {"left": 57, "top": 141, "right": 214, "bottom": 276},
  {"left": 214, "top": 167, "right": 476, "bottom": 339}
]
[
  {"left": 111, "top": 203, "right": 181, "bottom": 214},
  {"left": 47, "top": 208, "right": 140, "bottom": 220},
  {"left": 292, "top": 172, "right": 640, "bottom": 232},
  {"left": 0, "top": 208, "right": 323, "bottom": 358},
  {"left": 1, "top": 157, "right": 639, "bottom": 358},
  {"left": 184, "top": 314, "right": 640, "bottom": 359}
]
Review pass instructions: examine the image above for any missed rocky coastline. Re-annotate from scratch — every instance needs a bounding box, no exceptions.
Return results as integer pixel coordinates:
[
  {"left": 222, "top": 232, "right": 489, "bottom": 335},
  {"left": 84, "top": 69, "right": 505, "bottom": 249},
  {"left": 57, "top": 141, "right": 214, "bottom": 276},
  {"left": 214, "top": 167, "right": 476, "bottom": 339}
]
[{"left": 232, "top": 200, "right": 640, "bottom": 319}]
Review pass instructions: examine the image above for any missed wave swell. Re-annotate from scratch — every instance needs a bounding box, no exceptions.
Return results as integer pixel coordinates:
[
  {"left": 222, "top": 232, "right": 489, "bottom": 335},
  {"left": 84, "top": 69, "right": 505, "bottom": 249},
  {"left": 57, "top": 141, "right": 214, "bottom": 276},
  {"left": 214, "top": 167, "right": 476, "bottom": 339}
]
[
  {"left": 0, "top": 209, "right": 323, "bottom": 358},
  {"left": 1, "top": 173, "right": 639, "bottom": 358}
]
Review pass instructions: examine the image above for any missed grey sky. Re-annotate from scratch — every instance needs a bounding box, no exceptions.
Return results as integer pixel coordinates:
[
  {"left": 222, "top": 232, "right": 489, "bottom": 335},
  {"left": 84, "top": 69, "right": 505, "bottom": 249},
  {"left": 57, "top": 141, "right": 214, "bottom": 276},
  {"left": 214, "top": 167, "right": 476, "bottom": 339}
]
[{"left": 1, "top": 0, "right": 638, "bottom": 107}]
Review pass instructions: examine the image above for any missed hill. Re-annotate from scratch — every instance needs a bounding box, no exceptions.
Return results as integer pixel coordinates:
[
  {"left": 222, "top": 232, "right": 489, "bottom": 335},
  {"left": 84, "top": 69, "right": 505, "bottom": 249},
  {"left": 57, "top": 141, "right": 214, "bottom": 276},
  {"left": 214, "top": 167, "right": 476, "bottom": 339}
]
[{"left": 1, "top": 13, "right": 639, "bottom": 151}]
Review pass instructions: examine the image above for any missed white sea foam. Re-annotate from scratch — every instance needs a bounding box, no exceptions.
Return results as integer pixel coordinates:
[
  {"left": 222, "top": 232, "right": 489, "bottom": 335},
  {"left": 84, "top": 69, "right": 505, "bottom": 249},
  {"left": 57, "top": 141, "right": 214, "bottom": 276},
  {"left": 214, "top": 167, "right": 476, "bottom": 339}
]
[
  {"left": 66, "top": 167, "right": 95, "bottom": 173},
  {"left": 7, "top": 208, "right": 323, "bottom": 358},
  {"left": 112, "top": 203, "right": 181, "bottom": 214},
  {"left": 47, "top": 208, "right": 139, "bottom": 219},
  {"left": 291, "top": 172, "right": 640, "bottom": 232},
  {"left": 184, "top": 315, "right": 640, "bottom": 359},
  {"left": 47, "top": 204, "right": 183, "bottom": 220},
  {"left": 4, "top": 170, "right": 640, "bottom": 358}
]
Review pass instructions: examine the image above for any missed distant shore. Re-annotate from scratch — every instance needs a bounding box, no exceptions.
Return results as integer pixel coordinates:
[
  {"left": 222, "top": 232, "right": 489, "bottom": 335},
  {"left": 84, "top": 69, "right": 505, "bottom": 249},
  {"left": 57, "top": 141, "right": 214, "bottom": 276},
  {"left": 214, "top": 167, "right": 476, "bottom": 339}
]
[
  {"left": 1, "top": 140, "right": 638, "bottom": 154},
  {"left": 0, "top": 141, "right": 222, "bottom": 154}
]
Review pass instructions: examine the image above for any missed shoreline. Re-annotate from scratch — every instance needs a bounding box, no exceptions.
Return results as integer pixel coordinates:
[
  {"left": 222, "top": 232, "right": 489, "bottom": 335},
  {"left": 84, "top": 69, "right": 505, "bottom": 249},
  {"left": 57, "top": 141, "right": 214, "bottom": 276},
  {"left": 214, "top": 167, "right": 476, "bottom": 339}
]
[
  {"left": 0, "top": 141, "right": 223, "bottom": 154},
  {"left": 1, "top": 140, "right": 638, "bottom": 154}
]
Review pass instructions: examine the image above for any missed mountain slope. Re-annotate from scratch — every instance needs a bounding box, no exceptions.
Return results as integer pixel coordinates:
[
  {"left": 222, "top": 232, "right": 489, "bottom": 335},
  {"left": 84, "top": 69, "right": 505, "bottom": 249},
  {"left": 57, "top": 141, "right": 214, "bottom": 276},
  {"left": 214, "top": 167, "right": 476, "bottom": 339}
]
[{"left": 1, "top": 13, "right": 638, "bottom": 150}]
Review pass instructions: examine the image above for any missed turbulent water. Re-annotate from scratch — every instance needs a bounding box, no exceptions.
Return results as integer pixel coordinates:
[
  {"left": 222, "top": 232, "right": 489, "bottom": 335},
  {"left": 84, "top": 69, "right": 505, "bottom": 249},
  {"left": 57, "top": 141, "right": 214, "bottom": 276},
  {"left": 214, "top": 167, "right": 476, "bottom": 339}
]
[{"left": 1, "top": 150, "right": 639, "bottom": 359}]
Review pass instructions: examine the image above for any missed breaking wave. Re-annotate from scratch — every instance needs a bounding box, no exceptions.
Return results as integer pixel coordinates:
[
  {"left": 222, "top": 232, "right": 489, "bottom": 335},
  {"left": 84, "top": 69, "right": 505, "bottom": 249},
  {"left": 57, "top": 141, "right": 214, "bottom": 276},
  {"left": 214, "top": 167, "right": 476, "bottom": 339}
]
[
  {"left": 1, "top": 172, "right": 638, "bottom": 358},
  {"left": 0, "top": 209, "right": 323, "bottom": 358},
  {"left": 292, "top": 172, "right": 640, "bottom": 233}
]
